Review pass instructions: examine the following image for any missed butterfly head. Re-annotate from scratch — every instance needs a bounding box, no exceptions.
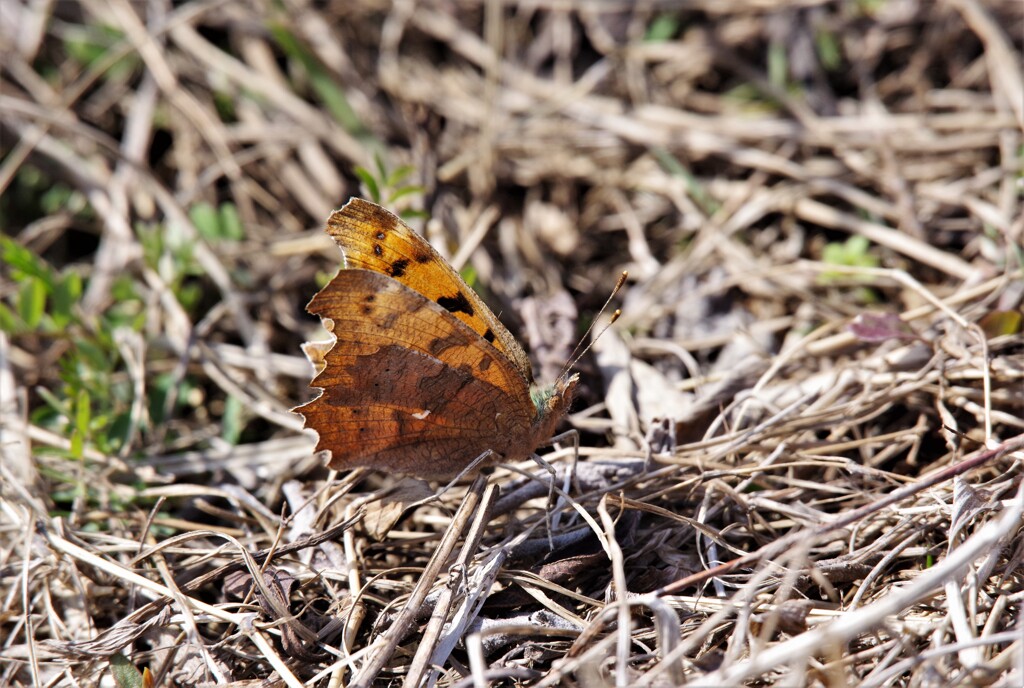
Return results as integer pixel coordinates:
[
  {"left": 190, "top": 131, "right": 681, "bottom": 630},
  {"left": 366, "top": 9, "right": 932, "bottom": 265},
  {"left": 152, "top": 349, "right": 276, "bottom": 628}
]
[{"left": 530, "top": 373, "right": 579, "bottom": 432}]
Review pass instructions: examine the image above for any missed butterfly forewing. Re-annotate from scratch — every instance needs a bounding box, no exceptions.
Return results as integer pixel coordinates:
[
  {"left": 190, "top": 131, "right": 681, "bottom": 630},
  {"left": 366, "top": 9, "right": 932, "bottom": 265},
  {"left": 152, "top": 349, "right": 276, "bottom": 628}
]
[{"left": 325, "top": 199, "right": 535, "bottom": 384}]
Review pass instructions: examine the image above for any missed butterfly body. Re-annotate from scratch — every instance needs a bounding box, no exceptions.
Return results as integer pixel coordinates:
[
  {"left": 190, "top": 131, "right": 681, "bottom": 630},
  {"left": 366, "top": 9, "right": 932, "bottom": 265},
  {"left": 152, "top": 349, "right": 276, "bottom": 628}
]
[{"left": 296, "top": 199, "right": 577, "bottom": 479}]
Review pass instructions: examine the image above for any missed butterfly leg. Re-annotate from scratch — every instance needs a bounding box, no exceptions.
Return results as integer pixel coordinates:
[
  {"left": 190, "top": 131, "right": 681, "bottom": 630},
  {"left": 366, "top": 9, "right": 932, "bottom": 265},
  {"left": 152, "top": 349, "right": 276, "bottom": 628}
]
[
  {"left": 522, "top": 451, "right": 560, "bottom": 548},
  {"left": 530, "top": 428, "right": 579, "bottom": 548},
  {"left": 435, "top": 449, "right": 497, "bottom": 498},
  {"left": 539, "top": 428, "right": 581, "bottom": 495}
]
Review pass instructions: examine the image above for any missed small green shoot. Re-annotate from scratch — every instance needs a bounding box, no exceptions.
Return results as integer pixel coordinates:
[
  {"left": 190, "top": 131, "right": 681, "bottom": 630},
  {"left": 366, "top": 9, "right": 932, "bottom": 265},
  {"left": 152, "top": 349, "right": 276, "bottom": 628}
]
[
  {"left": 354, "top": 152, "right": 424, "bottom": 211},
  {"left": 820, "top": 234, "right": 881, "bottom": 303},
  {"left": 222, "top": 395, "right": 244, "bottom": 445},
  {"left": 821, "top": 235, "right": 878, "bottom": 278},
  {"left": 645, "top": 14, "right": 680, "bottom": 42},
  {"left": 63, "top": 24, "right": 139, "bottom": 82},
  {"left": 816, "top": 29, "right": 843, "bottom": 71},
  {"left": 268, "top": 22, "right": 367, "bottom": 137},
  {"left": 767, "top": 42, "right": 788, "bottom": 90},
  {"left": 650, "top": 147, "right": 720, "bottom": 216},
  {"left": 189, "top": 202, "right": 244, "bottom": 242}
]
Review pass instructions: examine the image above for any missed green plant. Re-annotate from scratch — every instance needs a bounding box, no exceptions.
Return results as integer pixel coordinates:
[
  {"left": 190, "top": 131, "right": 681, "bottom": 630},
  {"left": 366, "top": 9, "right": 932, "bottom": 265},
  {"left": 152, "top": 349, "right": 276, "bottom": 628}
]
[
  {"left": 821, "top": 234, "right": 878, "bottom": 276},
  {"left": 0, "top": 237, "right": 83, "bottom": 334},
  {"left": 268, "top": 22, "right": 366, "bottom": 137},
  {"left": 354, "top": 153, "right": 425, "bottom": 218},
  {"left": 820, "top": 234, "right": 881, "bottom": 303},
  {"left": 645, "top": 14, "right": 681, "bottom": 42}
]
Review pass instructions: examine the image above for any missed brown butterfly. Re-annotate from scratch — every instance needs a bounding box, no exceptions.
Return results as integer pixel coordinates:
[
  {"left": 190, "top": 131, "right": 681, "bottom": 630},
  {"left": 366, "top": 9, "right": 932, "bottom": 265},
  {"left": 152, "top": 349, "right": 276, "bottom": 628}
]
[{"left": 295, "top": 198, "right": 578, "bottom": 480}]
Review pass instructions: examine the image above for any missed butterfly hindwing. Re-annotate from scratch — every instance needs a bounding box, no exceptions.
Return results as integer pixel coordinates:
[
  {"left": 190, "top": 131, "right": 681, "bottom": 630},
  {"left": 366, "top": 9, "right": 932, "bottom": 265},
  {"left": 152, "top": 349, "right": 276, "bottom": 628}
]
[{"left": 295, "top": 269, "right": 538, "bottom": 478}]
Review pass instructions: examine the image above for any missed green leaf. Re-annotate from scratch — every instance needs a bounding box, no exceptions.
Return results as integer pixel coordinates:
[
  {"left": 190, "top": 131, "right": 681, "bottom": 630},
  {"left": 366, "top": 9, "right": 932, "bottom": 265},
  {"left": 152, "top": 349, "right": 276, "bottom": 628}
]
[
  {"left": 222, "top": 395, "right": 243, "bottom": 445},
  {"left": 399, "top": 209, "right": 429, "bottom": 222},
  {"left": 63, "top": 24, "right": 138, "bottom": 81},
  {"left": 354, "top": 167, "right": 381, "bottom": 203},
  {"left": 386, "top": 164, "right": 416, "bottom": 188},
  {"left": 815, "top": 29, "right": 842, "bottom": 71},
  {"left": 41, "top": 185, "right": 81, "bottom": 216},
  {"left": 18, "top": 277, "right": 46, "bottom": 329},
  {"left": 0, "top": 302, "right": 20, "bottom": 334},
  {"left": 110, "top": 653, "right": 146, "bottom": 688},
  {"left": 52, "top": 271, "right": 83, "bottom": 328},
  {"left": 70, "top": 429, "right": 85, "bottom": 460},
  {"left": 191, "top": 202, "right": 243, "bottom": 241},
  {"left": 268, "top": 23, "right": 366, "bottom": 135},
  {"left": 645, "top": 14, "right": 680, "bottom": 42},
  {"left": 75, "top": 339, "right": 111, "bottom": 373},
  {"left": 75, "top": 388, "right": 91, "bottom": 436},
  {"left": 724, "top": 83, "right": 782, "bottom": 113},
  {"left": 388, "top": 185, "right": 424, "bottom": 203},
  {"left": 218, "top": 203, "right": 244, "bottom": 241},
  {"left": 822, "top": 235, "right": 877, "bottom": 271},
  {"left": 36, "top": 386, "right": 69, "bottom": 419},
  {"left": 857, "top": 0, "right": 887, "bottom": 15},
  {"left": 149, "top": 373, "right": 176, "bottom": 425},
  {"left": 136, "top": 221, "right": 164, "bottom": 270},
  {"left": 189, "top": 202, "right": 220, "bottom": 240},
  {"left": 64, "top": 24, "right": 124, "bottom": 67},
  {"left": 650, "top": 147, "right": 719, "bottom": 215},
  {"left": 104, "top": 412, "right": 133, "bottom": 453},
  {"left": 459, "top": 264, "right": 478, "bottom": 289},
  {"left": 374, "top": 151, "right": 388, "bottom": 183},
  {"left": 310, "top": 69, "right": 364, "bottom": 135},
  {"left": 820, "top": 235, "right": 880, "bottom": 288},
  {"left": 768, "top": 42, "right": 788, "bottom": 89},
  {"left": 110, "top": 275, "right": 139, "bottom": 303},
  {"left": 314, "top": 269, "right": 336, "bottom": 289},
  {"left": 2, "top": 237, "right": 54, "bottom": 286},
  {"left": 844, "top": 234, "right": 871, "bottom": 259},
  {"left": 175, "top": 282, "right": 203, "bottom": 311},
  {"left": 213, "top": 90, "right": 237, "bottom": 122}
]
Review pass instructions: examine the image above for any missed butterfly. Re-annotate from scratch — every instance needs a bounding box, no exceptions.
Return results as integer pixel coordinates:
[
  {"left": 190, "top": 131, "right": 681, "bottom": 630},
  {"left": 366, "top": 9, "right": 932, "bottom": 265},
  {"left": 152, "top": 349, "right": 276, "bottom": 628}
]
[{"left": 295, "top": 198, "right": 578, "bottom": 480}]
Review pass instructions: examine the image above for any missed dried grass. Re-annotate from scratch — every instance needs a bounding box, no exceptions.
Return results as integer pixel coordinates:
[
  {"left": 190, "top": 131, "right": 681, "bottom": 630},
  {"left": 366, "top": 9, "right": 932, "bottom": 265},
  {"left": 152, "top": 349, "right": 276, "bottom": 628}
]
[{"left": 1, "top": 0, "right": 1023, "bottom": 686}]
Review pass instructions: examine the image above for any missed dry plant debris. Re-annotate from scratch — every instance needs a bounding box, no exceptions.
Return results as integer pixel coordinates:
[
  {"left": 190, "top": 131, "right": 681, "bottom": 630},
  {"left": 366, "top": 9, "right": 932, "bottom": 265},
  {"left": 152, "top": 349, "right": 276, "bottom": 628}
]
[{"left": 1, "top": 1, "right": 1022, "bottom": 686}]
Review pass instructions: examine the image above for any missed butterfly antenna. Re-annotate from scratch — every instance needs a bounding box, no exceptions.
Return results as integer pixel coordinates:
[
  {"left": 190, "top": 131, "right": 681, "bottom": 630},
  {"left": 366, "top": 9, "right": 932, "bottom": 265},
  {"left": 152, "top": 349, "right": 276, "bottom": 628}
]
[{"left": 560, "top": 271, "right": 627, "bottom": 379}]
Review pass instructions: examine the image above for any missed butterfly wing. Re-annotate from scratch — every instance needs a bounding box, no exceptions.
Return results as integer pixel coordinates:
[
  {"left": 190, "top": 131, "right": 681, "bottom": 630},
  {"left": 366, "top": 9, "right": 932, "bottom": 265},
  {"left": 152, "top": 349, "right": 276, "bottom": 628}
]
[
  {"left": 325, "top": 198, "right": 535, "bottom": 384},
  {"left": 295, "top": 269, "right": 540, "bottom": 478}
]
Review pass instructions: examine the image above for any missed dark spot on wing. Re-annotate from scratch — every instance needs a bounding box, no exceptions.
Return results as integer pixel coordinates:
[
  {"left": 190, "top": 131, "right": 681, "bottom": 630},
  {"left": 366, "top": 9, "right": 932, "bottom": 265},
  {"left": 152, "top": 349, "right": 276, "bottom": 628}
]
[
  {"left": 478, "top": 356, "right": 492, "bottom": 372},
  {"left": 376, "top": 310, "right": 400, "bottom": 331},
  {"left": 388, "top": 258, "right": 410, "bottom": 277},
  {"left": 416, "top": 363, "right": 475, "bottom": 397},
  {"left": 373, "top": 243, "right": 383, "bottom": 256},
  {"left": 427, "top": 332, "right": 464, "bottom": 357},
  {"left": 437, "top": 291, "right": 474, "bottom": 317},
  {"left": 376, "top": 231, "right": 386, "bottom": 240},
  {"left": 482, "top": 328, "right": 495, "bottom": 343},
  {"left": 361, "top": 293, "right": 376, "bottom": 315},
  {"left": 414, "top": 248, "right": 432, "bottom": 263}
]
